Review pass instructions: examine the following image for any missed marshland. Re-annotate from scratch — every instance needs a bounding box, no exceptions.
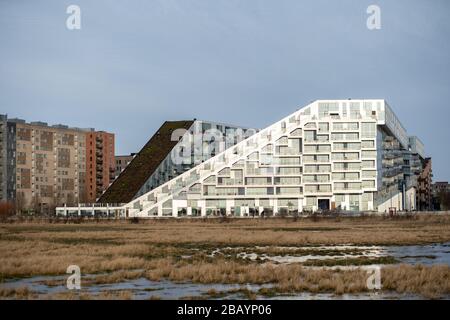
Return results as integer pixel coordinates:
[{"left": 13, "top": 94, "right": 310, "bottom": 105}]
[{"left": 0, "top": 214, "right": 449, "bottom": 299}]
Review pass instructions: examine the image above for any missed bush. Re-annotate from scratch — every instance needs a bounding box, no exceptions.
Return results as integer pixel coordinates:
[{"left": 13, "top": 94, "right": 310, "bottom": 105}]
[
  {"left": 0, "top": 201, "right": 15, "bottom": 222},
  {"left": 129, "top": 217, "right": 140, "bottom": 224}
]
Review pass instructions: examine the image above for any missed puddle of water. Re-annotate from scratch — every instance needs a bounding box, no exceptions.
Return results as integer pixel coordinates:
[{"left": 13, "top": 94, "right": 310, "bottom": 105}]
[
  {"left": 1, "top": 275, "right": 442, "bottom": 300},
  {"left": 1, "top": 243, "right": 448, "bottom": 299},
  {"left": 0, "top": 275, "right": 272, "bottom": 300},
  {"left": 211, "top": 243, "right": 450, "bottom": 266},
  {"left": 386, "top": 243, "right": 450, "bottom": 265}
]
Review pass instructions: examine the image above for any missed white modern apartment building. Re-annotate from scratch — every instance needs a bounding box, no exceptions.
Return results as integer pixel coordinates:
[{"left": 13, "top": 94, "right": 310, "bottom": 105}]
[{"left": 57, "top": 99, "right": 425, "bottom": 217}]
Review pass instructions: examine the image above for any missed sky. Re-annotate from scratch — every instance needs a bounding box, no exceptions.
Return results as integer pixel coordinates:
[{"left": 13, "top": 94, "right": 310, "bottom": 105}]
[{"left": 1, "top": 0, "right": 449, "bottom": 180}]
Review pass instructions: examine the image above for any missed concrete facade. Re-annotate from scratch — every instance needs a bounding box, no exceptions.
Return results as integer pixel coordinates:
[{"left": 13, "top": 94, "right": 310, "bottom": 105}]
[{"left": 57, "top": 99, "right": 430, "bottom": 217}]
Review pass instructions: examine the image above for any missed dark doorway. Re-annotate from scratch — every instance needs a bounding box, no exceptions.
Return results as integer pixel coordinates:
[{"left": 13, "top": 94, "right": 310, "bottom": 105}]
[{"left": 318, "top": 199, "right": 330, "bottom": 211}]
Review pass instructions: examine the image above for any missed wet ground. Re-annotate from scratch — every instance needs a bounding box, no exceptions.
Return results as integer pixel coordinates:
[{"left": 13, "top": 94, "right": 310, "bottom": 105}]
[
  {"left": 0, "top": 275, "right": 433, "bottom": 300},
  {"left": 211, "top": 242, "right": 450, "bottom": 266},
  {"left": 1, "top": 242, "right": 449, "bottom": 299}
]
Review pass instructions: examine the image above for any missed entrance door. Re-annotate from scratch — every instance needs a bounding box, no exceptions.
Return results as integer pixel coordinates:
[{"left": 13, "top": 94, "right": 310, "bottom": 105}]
[{"left": 318, "top": 199, "right": 330, "bottom": 211}]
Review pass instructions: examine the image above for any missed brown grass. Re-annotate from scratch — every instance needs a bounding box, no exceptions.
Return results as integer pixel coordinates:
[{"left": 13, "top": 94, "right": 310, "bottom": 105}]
[
  {"left": 1, "top": 214, "right": 448, "bottom": 280},
  {"left": 0, "top": 215, "right": 449, "bottom": 299},
  {"left": 0, "top": 286, "right": 33, "bottom": 299},
  {"left": 43, "top": 290, "right": 134, "bottom": 300},
  {"left": 382, "top": 264, "right": 450, "bottom": 299}
]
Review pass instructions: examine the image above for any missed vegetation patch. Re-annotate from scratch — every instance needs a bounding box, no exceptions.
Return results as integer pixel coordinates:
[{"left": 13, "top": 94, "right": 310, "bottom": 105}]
[{"left": 302, "top": 256, "right": 399, "bottom": 266}]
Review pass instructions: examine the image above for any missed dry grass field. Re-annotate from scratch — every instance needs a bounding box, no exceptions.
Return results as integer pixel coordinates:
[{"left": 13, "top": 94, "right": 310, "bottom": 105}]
[{"left": 0, "top": 214, "right": 449, "bottom": 299}]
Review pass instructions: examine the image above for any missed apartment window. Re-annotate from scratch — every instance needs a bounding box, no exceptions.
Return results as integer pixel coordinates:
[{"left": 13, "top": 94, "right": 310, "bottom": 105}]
[
  {"left": 331, "top": 133, "right": 359, "bottom": 141},
  {"left": 318, "top": 145, "right": 331, "bottom": 153},
  {"left": 276, "top": 167, "right": 301, "bottom": 175},
  {"left": 361, "top": 122, "right": 376, "bottom": 139},
  {"left": 245, "top": 177, "right": 272, "bottom": 185},
  {"left": 275, "top": 177, "right": 301, "bottom": 185},
  {"left": 342, "top": 103, "right": 348, "bottom": 117},
  {"left": 350, "top": 102, "right": 361, "bottom": 119},
  {"left": 306, "top": 197, "right": 316, "bottom": 206},
  {"left": 362, "top": 170, "right": 376, "bottom": 178},
  {"left": 349, "top": 194, "right": 360, "bottom": 209},
  {"left": 362, "top": 180, "right": 375, "bottom": 188},
  {"left": 334, "top": 142, "right": 360, "bottom": 151},
  {"left": 362, "top": 140, "right": 375, "bottom": 148},
  {"left": 332, "top": 122, "right": 359, "bottom": 131},
  {"left": 318, "top": 123, "right": 329, "bottom": 132},
  {"left": 276, "top": 187, "right": 302, "bottom": 195},
  {"left": 316, "top": 135, "right": 329, "bottom": 142},
  {"left": 332, "top": 152, "right": 359, "bottom": 161},
  {"left": 332, "top": 172, "right": 359, "bottom": 180},
  {"left": 277, "top": 157, "right": 301, "bottom": 165},
  {"left": 362, "top": 150, "right": 377, "bottom": 158},
  {"left": 334, "top": 182, "right": 361, "bottom": 190},
  {"left": 362, "top": 160, "right": 375, "bottom": 168},
  {"left": 304, "top": 131, "right": 316, "bottom": 142},
  {"left": 247, "top": 187, "right": 272, "bottom": 196},
  {"left": 335, "top": 194, "right": 345, "bottom": 204}
]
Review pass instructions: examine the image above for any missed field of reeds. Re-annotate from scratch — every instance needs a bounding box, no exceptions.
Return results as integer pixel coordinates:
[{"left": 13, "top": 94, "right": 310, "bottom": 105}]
[{"left": 0, "top": 214, "right": 449, "bottom": 299}]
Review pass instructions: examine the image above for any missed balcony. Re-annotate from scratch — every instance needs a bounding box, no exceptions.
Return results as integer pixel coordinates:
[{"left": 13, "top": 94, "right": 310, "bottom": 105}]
[{"left": 218, "top": 179, "right": 244, "bottom": 186}]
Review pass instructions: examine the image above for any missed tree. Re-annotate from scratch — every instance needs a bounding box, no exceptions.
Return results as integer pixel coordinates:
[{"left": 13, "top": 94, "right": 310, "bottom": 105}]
[
  {"left": 15, "top": 192, "right": 26, "bottom": 215},
  {"left": 66, "top": 193, "right": 76, "bottom": 207},
  {"left": 32, "top": 195, "right": 42, "bottom": 215},
  {"left": 0, "top": 201, "right": 15, "bottom": 221},
  {"left": 47, "top": 197, "right": 57, "bottom": 216}
]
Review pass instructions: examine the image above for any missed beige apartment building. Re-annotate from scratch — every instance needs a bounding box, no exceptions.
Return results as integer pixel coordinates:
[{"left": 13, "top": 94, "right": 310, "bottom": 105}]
[
  {"left": 13, "top": 120, "right": 87, "bottom": 212},
  {"left": 114, "top": 153, "right": 135, "bottom": 180},
  {"left": 1, "top": 116, "right": 114, "bottom": 214}
]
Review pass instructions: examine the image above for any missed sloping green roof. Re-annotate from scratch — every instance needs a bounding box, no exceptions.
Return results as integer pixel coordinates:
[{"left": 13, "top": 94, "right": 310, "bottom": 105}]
[{"left": 98, "top": 120, "right": 194, "bottom": 204}]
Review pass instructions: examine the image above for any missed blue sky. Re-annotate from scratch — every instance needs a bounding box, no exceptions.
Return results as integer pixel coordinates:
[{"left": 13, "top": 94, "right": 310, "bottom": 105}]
[{"left": 1, "top": 0, "right": 449, "bottom": 180}]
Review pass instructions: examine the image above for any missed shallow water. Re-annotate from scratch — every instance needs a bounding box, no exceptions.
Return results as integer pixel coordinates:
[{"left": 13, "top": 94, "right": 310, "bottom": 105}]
[
  {"left": 0, "top": 275, "right": 271, "bottom": 300},
  {"left": 2, "top": 275, "right": 441, "bottom": 300},
  {"left": 1, "top": 242, "right": 449, "bottom": 299},
  {"left": 386, "top": 243, "right": 450, "bottom": 265},
  {"left": 213, "top": 242, "right": 450, "bottom": 266}
]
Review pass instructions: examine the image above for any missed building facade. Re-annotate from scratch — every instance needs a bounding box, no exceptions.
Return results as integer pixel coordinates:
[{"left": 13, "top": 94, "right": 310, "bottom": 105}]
[
  {"left": 85, "top": 131, "right": 115, "bottom": 203},
  {"left": 0, "top": 115, "right": 7, "bottom": 201},
  {"left": 433, "top": 181, "right": 450, "bottom": 195},
  {"left": 417, "top": 157, "right": 433, "bottom": 210},
  {"left": 402, "top": 137, "right": 433, "bottom": 211},
  {"left": 114, "top": 154, "right": 135, "bottom": 179},
  {"left": 98, "top": 120, "right": 257, "bottom": 204},
  {"left": 0, "top": 115, "right": 114, "bottom": 213},
  {"left": 57, "top": 99, "right": 430, "bottom": 218}
]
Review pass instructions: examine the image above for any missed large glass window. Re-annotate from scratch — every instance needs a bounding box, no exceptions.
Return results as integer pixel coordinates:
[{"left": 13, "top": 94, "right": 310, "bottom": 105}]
[{"left": 361, "top": 122, "right": 376, "bottom": 138}]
